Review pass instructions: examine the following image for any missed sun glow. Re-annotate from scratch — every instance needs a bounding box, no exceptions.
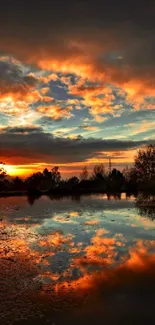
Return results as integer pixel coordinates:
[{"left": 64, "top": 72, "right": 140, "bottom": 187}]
[
  {"left": 2, "top": 151, "right": 135, "bottom": 178},
  {"left": 4, "top": 165, "right": 32, "bottom": 177}
]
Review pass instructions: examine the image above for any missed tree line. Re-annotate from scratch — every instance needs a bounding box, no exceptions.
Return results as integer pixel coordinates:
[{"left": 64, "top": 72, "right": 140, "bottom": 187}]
[{"left": 0, "top": 145, "right": 155, "bottom": 194}]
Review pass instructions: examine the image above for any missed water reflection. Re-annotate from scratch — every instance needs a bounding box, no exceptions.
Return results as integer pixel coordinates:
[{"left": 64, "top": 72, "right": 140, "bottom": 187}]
[
  {"left": 136, "top": 193, "right": 155, "bottom": 220},
  {"left": 27, "top": 194, "right": 42, "bottom": 205},
  {"left": 1, "top": 221, "right": 155, "bottom": 324},
  {"left": 48, "top": 194, "right": 81, "bottom": 203},
  {"left": 107, "top": 193, "right": 122, "bottom": 200},
  {"left": 1, "top": 194, "right": 155, "bottom": 324},
  {"left": 31, "top": 192, "right": 134, "bottom": 205}
]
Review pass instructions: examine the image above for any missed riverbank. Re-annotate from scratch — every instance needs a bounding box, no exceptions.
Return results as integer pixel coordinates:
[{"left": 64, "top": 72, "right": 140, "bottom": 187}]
[
  {"left": 0, "top": 190, "right": 28, "bottom": 197},
  {"left": 0, "top": 188, "right": 131, "bottom": 198},
  {"left": 0, "top": 188, "right": 154, "bottom": 208}
]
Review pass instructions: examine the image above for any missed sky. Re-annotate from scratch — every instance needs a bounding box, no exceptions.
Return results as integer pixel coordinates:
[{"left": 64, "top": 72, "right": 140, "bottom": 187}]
[{"left": 0, "top": 0, "right": 155, "bottom": 177}]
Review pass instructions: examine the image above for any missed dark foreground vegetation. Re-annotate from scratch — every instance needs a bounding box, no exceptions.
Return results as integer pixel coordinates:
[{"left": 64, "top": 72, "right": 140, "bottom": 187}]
[{"left": 0, "top": 145, "right": 155, "bottom": 197}]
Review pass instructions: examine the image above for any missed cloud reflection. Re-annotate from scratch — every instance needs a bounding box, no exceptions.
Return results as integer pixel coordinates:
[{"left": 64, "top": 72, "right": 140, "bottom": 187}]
[{"left": 1, "top": 195, "right": 155, "bottom": 323}]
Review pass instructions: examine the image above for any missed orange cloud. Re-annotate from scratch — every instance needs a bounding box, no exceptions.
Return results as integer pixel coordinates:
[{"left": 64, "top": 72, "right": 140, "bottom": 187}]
[
  {"left": 69, "top": 211, "right": 79, "bottom": 217},
  {"left": 40, "top": 87, "right": 49, "bottom": 95},
  {"left": 80, "top": 125, "right": 99, "bottom": 131},
  {"left": 0, "top": 90, "right": 41, "bottom": 115},
  {"left": 61, "top": 76, "right": 72, "bottom": 85},
  {"left": 93, "top": 115, "right": 108, "bottom": 123},
  {"left": 38, "top": 73, "right": 59, "bottom": 83},
  {"left": 35, "top": 55, "right": 155, "bottom": 109},
  {"left": 41, "top": 96, "right": 54, "bottom": 103},
  {"left": 69, "top": 81, "right": 117, "bottom": 119},
  {"left": 83, "top": 220, "right": 100, "bottom": 225},
  {"left": 81, "top": 232, "right": 118, "bottom": 267},
  {"left": 38, "top": 232, "right": 74, "bottom": 248},
  {"left": 37, "top": 105, "right": 73, "bottom": 120}
]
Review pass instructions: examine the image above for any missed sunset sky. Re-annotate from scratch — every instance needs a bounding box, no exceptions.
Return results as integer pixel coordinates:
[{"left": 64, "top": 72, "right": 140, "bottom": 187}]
[{"left": 0, "top": 1, "right": 155, "bottom": 177}]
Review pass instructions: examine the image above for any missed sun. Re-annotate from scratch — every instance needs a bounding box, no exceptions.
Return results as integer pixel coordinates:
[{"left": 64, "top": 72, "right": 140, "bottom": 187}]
[
  {"left": 3, "top": 164, "right": 30, "bottom": 177},
  {"left": 3, "top": 164, "right": 39, "bottom": 177},
  {"left": 4, "top": 165, "right": 19, "bottom": 176}
]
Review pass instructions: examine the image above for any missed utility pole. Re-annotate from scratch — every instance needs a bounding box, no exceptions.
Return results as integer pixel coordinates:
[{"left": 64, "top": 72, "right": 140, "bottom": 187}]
[{"left": 109, "top": 158, "right": 112, "bottom": 174}]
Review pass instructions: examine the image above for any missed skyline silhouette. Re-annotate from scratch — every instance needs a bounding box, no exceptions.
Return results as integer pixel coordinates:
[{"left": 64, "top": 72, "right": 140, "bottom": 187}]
[{"left": 0, "top": 145, "right": 155, "bottom": 197}]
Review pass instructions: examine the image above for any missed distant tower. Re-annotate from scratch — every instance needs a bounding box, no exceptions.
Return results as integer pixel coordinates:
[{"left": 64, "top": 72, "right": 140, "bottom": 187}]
[{"left": 109, "top": 158, "right": 112, "bottom": 174}]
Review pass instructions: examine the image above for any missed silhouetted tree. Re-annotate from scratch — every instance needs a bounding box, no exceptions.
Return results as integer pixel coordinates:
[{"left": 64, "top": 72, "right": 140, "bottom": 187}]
[
  {"left": 41, "top": 168, "right": 53, "bottom": 189},
  {"left": 43, "top": 168, "right": 52, "bottom": 178},
  {"left": 26, "top": 167, "right": 61, "bottom": 190},
  {"left": 0, "top": 162, "right": 7, "bottom": 180},
  {"left": 58, "top": 176, "right": 79, "bottom": 191},
  {"left": 26, "top": 172, "right": 43, "bottom": 189},
  {"left": 109, "top": 168, "right": 125, "bottom": 190},
  {"left": 124, "top": 167, "right": 139, "bottom": 193},
  {"left": 0, "top": 162, "right": 7, "bottom": 191},
  {"left": 122, "top": 166, "right": 130, "bottom": 181},
  {"left": 12, "top": 177, "right": 24, "bottom": 190},
  {"left": 92, "top": 163, "right": 105, "bottom": 180},
  {"left": 67, "top": 176, "right": 79, "bottom": 187},
  {"left": 134, "top": 145, "right": 155, "bottom": 182},
  {"left": 80, "top": 166, "right": 89, "bottom": 181},
  {"left": 50, "top": 166, "right": 61, "bottom": 187}
]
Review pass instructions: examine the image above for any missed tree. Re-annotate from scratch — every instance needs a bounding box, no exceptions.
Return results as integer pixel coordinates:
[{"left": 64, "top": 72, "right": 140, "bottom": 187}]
[
  {"left": 109, "top": 168, "right": 125, "bottom": 189},
  {"left": 67, "top": 176, "right": 79, "bottom": 186},
  {"left": 122, "top": 166, "right": 130, "bottom": 181},
  {"left": 26, "top": 167, "right": 61, "bottom": 190},
  {"left": 26, "top": 172, "right": 43, "bottom": 189},
  {"left": 50, "top": 166, "right": 61, "bottom": 187},
  {"left": 0, "top": 162, "right": 7, "bottom": 180},
  {"left": 12, "top": 177, "right": 24, "bottom": 190},
  {"left": 134, "top": 145, "right": 155, "bottom": 182},
  {"left": 43, "top": 168, "right": 52, "bottom": 179},
  {"left": 123, "top": 167, "right": 139, "bottom": 192},
  {"left": 80, "top": 166, "right": 89, "bottom": 181},
  {"left": 92, "top": 163, "right": 105, "bottom": 180}
]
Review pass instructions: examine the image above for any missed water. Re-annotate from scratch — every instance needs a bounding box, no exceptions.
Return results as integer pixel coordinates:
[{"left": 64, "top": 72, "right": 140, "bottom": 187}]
[{"left": 1, "top": 194, "right": 155, "bottom": 324}]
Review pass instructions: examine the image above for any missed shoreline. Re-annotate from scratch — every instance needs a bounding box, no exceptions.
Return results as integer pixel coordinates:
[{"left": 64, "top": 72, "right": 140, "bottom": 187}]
[
  {"left": 0, "top": 188, "right": 133, "bottom": 198},
  {"left": 0, "top": 189, "right": 154, "bottom": 198}
]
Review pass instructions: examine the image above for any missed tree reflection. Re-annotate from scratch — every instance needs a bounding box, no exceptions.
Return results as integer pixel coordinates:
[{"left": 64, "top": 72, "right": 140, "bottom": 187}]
[
  {"left": 107, "top": 193, "right": 122, "bottom": 200},
  {"left": 136, "top": 193, "right": 155, "bottom": 220},
  {"left": 27, "top": 194, "right": 41, "bottom": 205}
]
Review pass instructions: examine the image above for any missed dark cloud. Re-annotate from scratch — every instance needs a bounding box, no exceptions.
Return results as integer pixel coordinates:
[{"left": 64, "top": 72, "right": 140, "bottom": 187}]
[
  {"left": 0, "top": 128, "right": 153, "bottom": 164},
  {"left": 0, "top": 57, "right": 38, "bottom": 95},
  {"left": 79, "top": 125, "right": 98, "bottom": 131},
  {"left": 0, "top": 1, "right": 154, "bottom": 94},
  {"left": 1, "top": 126, "right": 43, "bottom": 134},
  {"left": 0, "top": 1, "right": 154, "bottom": 29}
]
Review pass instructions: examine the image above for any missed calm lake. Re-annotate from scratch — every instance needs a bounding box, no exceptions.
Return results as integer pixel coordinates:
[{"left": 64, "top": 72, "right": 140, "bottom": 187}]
[{"left": 1, "top": 194, "right": 155, "bottom": 325}]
